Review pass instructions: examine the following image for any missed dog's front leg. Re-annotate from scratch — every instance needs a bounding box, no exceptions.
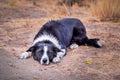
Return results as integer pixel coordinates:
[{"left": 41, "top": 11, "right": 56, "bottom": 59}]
[
  {"left": 19, "top": 51, "right": 32, "bottom": 59},
  {"left": 18, "top": 47, "right": 33, "bottom": 59},
  {"left": 53, "top": 49, "right": 66, "bottom": 63}
]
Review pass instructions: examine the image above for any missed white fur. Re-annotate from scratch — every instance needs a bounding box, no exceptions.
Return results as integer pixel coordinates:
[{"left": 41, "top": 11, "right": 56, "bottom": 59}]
[
  {"left": 19, "top": 52, "right": 32, "bottom": 59},
  {"left": 58, "top": 49, "right": 66, "bottom": 58},
  {"left": 32, "top": 34, "right": 61, "bottom": 49},
  {"left": 40, "top": 46, "right": 49, "bottom": 65},
  {"left": 53, "top": 49, "right": 66, "bottom": 63},
  {"left": 97, "top": 40, "right": 102, "bottom": 47},
  {"left": 53, "top": 57, "right": 61, "bottom": 63},
  {"left": 70, "top": 43, "right": 79, "bottom": 49}
]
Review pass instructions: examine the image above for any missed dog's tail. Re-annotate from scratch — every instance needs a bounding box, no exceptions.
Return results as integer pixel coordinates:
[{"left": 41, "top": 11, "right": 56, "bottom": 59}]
[{"left": 86, "top": 38, "right": 102, "bottom": 48}]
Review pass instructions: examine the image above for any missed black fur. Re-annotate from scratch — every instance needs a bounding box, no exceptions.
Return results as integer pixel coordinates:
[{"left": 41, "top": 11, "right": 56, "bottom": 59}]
[
  {"left": 25, "top": 18, "right": 102, "bottom": 64},
  {"left": 34, "top": 18, "right": 101, "bottom": 48}
]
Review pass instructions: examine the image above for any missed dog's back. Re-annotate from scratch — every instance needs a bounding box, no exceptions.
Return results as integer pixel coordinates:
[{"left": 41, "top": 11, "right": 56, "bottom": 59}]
[{"left": 34, "top": 18, "right": 86, "bottom": 47}]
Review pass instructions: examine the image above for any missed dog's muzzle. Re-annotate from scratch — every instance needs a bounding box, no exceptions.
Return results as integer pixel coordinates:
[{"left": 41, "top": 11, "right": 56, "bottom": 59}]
[{"left": 40, "top": 58, "right": 50, "bottom": 65}]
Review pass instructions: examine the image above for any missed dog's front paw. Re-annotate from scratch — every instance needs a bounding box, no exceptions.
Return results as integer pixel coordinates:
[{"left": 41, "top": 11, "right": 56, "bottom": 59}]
[
  {"left": 53, "top": 57, "right": 61, "bottom": 63},
  {"left": 18, "top": 52, "right": 31, "bottom": 59}
]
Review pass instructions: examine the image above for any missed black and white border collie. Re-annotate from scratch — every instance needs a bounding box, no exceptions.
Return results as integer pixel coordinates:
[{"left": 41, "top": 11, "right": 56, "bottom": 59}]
[{"left": 19, "top": 18, "right": 102, "bottom": 65}]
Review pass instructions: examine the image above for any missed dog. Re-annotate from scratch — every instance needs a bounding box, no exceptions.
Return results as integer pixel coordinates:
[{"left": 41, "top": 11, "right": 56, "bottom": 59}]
[{"left": 19, "top": 18, "right": 102, "bottom": 65}]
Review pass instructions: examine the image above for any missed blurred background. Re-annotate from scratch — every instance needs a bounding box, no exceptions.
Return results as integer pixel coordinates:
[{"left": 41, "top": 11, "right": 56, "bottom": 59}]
[
  {"left": 0, "top": 0, "right": 120, "bottom": 21},
  {"left": 0, "top": 0, "right": 120, "bottom": 80}
]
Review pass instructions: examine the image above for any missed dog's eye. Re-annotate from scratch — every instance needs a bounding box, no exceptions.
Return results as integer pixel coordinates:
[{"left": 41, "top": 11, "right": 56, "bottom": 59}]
[
  {"left": 39, "top": 50, "right": 43, "bottom": 53},
  {"left": 48, "top": 50, "right": 53, "bottom": 53},
  {"left": 36, "top": 50, "right": 43, "bottom": 53}
]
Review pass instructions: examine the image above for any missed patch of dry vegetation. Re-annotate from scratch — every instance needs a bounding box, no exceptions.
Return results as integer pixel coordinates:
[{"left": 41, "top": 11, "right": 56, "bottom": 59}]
[
  {"left": 91, "top": 0, "right": 120, "bottom": 21},
  {"left": 0, "top": 0, "right": 35, "bottom": 8},
  {"left": 57, "top": 0, "right": 91, "bottom": 7}
]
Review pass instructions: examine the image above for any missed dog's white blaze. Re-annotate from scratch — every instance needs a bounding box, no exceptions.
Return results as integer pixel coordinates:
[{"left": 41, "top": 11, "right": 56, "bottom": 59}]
[
  {"left": 32, "top": 34, "right": 61, "bottom": 49},
  {"left": 40, "top": 46, "right": 49, "bottom": 64}
]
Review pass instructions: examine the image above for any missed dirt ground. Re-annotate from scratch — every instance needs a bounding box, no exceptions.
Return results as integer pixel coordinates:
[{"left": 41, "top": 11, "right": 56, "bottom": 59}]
[{"left": 0, "top": 1, "right": 120, "bottom": 80}]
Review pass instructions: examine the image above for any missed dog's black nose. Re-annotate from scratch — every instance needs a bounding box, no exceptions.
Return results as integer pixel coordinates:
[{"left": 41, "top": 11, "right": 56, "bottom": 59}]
[{"left": 43, "top": 58, "right": 47, "bottom": 63}]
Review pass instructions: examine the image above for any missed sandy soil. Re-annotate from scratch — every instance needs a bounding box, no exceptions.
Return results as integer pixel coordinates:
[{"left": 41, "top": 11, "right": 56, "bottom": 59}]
[{"left": 0, "top": 1, "right": 120, "bottom": 80}]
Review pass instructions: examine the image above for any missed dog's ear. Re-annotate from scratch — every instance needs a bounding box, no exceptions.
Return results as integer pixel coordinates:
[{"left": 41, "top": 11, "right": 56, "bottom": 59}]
[
  {"left": 53, "top": 47, "right": 61, "bottom": 52},
  {"left": 32, "top": 53, "right": 38, "bottom": 60},
  {"left": 29, "top": 46, "right": 38, "bottom": 60},
  {"left": 27, "top": 46, "right": 36, "bottom": 52},
  {"left": 27, "top": 46, "right": 38, "bottom": 60}
]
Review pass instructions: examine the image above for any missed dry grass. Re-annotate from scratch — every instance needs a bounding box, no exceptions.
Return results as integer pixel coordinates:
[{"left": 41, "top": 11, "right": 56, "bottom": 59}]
[
  {"left": 0, "top": 0, "right": 34, "bottom": 7},
  {"left": 91, "top": 0, "right": 120, "bottom": 21}
]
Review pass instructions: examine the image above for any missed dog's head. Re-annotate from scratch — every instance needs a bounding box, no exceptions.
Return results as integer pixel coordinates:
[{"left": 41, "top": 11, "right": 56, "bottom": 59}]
[{"left": 30, "top": 41, "right": 60, "bottom": 65}]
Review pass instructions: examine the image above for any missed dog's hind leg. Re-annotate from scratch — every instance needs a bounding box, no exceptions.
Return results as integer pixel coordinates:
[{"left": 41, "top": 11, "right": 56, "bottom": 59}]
[
  {"left": 72, "top": 35, "right": 102, "bottom": 48},
  {"left": 69, "top": 43, "right": 79, "bottom": 49},
  {"left": 74, "top": 36, "right": 102, "bottom": 48},
  {"left": 86, "top": 38, "right": 102, "bottom": 48},
  {"left": 71, "top": 27, "right": 102, "bottom": 48}
]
